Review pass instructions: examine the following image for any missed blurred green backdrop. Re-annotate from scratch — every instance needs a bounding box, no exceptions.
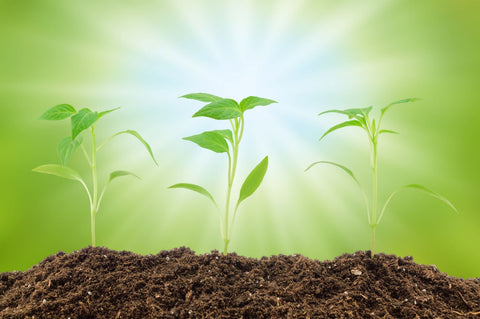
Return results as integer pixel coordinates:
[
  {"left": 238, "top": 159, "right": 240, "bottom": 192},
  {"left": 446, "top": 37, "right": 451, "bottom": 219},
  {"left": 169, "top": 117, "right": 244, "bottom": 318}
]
[{"left": 1, "top": 0, "right": 479, "bottom": 278}]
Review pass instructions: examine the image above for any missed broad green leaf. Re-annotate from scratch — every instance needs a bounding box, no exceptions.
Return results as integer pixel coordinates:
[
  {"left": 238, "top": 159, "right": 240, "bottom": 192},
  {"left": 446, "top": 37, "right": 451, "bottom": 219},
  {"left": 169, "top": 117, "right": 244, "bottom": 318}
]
[
  {"left": 180, "top": 93, "right": 223, "bottom": 102},
  {"left": 319, "top": 120, "right": 363, "bottom": 141},
  {"left": 377, "top": 184, "right": 458, "bottom": 224},
  {"left": 183, "top": 131, "right": 229, "bottom": 153},
  {"left": 379, "top": 129, "right": 399, "bottom": 135},
  {"left": 168, "top": 183, "right": 217, "bottom": 207},
  {"left": 239, "top": 96, "right": 277, "bottom": 112},
  {"left": 381, "top": 98, "right": 419, "bottom": 116},
  {"left": 57, "top": 136, "right": 83, "bottom": 166},
  {"left": 40, "top": 104, "right": 76, "bottom": 120},
  {"left": 108, "top": 170, "right": 140, "bottom": 183},
  {"left": 32, "top": 164, "right": 84, "bottom": 182},
  {"left": 109, "top": 130, "right": 158, "bottom": 165},
  {"left": 193, "top": 99, "right": 242, "bottom": 120},
  {"left": 236, "top": 156, "right": 268, "bottom": 208},
  {"left": 98, "top": 107, "right": 120, "bottom": 119},
  {"left": 71, "top": 108, "right": 98, "bottom": 139},
  {"left": 210, "top": 129, "right": 233, "bottom": 144},
  {"left": 305, "top": 160, "right": 360, "bottom": 186}
]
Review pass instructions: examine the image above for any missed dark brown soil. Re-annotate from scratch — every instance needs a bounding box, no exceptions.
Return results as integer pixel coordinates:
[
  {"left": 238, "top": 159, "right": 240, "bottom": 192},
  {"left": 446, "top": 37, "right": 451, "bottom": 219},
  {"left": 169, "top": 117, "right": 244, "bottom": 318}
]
[{"left": 1, "top": 247, "right": 479, "bottom": 318}]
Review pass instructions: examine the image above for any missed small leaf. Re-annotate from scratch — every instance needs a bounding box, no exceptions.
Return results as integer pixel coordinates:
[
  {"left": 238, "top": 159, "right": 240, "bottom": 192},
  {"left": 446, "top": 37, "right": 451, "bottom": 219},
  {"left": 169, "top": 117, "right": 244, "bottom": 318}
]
[
  {"left": 40, "top": 104, "right": 76, "bottom": 120},
  {"left": 109, "top": 130, "right": 158, "bottom": 165},
  {"left": 109, "top": 170, "right": 140, "bottom": 183},
  {"left": 193, "top": 99, "right": 242, "bottom": 120},
  {"left": 237, "top": 156, "right": 269, "bottom": 208},
  {"left": 210, "top": 129, "right": 233, "bottom": 145},
  {"left": 306, "top": 160, "right": 371, "bottom": 223},
  {"left": 239, "top": 96, "right": 277, "bottom": 112},
  {"left": 183, "top": 131, "right": 229, "bottom": 153},
  {"left": 319, "top": 106, "right": 372, "bottom": 119},
  {"left": 305, "top": 161, "right": 360, "bottom": 186},
  {"left": 403, "top": 184, "right": 458, "bottom": 213},
  {"left": 319, "top": 120, "right": 363, "bottom": 141},
  {"left": 98, "top": 107, "right": 120, "bottom": 119},
  {"left": 168, "top": 183, "right": 217, "bottom": 207},
  {"left": 379, "top": 129, "right": 399, "bottom": 135},
  {"left": 57, "top": 136, "right": 83, "bottom": 166},
  {"left": 32, "top": 164, "right": 84, "bottom": 182},
  {"left": 71, "top": 108, "right": 98, "bottom": 139},
  {"left": 381, "top": 98, "right": 419, "bottom": 116},
  {"left": 377, "top": 184, "right": 458, "bottom": 224},
  {"left": 180, "top": 93, "right": 223, "bottom": 102}
]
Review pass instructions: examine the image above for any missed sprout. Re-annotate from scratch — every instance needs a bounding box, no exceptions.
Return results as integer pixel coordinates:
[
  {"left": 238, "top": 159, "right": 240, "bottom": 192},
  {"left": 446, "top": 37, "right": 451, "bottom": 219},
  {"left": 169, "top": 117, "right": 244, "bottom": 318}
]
[
  {"left": 307, "top": 98, "right": 457, "bottom": 256},
  {"left": 33, "top": 104, "right": 157, "bottom": 246},
  {"left": 170, "top": 93, "right": 275, "bottom": 254}
]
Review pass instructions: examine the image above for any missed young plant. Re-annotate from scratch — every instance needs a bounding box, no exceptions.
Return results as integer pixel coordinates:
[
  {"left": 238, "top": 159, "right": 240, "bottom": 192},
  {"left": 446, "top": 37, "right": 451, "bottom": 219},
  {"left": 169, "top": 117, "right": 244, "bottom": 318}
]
[
  {"left": 169, "top": 93, "right": 275, "bottom": 254},
  {"left": 33, "top": 104, "right": 157, "bottom": 247},
  {"left": 306, "top": 98, "right": 458, "bottom": 256}
]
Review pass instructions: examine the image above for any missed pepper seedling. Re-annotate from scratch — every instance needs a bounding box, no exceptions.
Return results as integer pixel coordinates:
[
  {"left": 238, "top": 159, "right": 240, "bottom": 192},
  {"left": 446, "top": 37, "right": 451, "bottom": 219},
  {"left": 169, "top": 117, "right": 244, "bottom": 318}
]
[
  {"left": 169, "top": 93, "right": 275, "bottom": 254},
  {"left": 33, "top": 104, "right": 157, "bottom": 247},
  {"left": 306, "top": 98, "right": 458, "bottom": 256}
]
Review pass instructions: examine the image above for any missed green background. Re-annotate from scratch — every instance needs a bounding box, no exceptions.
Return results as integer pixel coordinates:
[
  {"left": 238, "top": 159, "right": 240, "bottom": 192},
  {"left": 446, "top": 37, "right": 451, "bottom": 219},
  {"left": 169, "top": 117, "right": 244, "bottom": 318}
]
[{"left": 1, "top": 0, "right": 479, "bottom": 278}]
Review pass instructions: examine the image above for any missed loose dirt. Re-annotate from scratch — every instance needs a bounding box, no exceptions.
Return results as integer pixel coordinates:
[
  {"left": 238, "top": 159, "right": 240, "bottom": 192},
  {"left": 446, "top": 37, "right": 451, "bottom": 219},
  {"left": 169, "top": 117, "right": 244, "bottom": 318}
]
[{"left": 1, "top": 247, "right": 479, "bottom": 318}]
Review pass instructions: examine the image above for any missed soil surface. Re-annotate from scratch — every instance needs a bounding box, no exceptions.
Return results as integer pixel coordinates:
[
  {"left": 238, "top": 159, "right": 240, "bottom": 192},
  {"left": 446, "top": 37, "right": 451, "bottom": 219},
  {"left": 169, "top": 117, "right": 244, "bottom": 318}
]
[{"left": 1, "top": 247, "right": 479, "bottom": 318}]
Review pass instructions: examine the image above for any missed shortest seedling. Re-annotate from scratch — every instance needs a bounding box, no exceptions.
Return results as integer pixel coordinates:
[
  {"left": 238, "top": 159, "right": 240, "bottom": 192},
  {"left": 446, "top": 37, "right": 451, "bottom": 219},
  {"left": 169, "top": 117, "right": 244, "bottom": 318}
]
[
  {"left": 169, "top": 93, "right": 275, "bottom": 254},
  {"left": 33, "top": 104, "right": 157, "bottom": 246},
  {"left": 306, "top": 98, "right": 458, "bottom": 256}
]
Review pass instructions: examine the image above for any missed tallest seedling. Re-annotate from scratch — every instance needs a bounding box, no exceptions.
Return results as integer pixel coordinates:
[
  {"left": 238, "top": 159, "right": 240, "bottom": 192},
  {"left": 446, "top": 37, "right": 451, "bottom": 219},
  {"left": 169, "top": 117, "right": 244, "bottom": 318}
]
[
  {"left": 33, "top": 105, "right": 157, "bottom": 247},
  {"left": 306, "top": 99, "right": 457, "bottom": 256},
  {"left": 170, "top": 93, "right": 275, "bottom": 254}
]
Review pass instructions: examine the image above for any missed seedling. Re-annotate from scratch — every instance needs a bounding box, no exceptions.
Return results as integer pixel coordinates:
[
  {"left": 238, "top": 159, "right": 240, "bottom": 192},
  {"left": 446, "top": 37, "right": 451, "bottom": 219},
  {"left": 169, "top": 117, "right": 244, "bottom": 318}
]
[
  {"left": 33, "top": 104, "right": 157, "bottom": 247},
  {"left": 306, "top": 98, "right": 457, "bottom": 256},
  {"left": 169, "top": 93, "right": 275, "bottom": 254}
]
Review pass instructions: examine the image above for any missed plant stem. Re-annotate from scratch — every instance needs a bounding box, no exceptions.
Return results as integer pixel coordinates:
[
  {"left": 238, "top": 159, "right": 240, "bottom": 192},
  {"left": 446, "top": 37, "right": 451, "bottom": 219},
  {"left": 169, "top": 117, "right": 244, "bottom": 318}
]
[
  {"left": 223, "top": 117, "right": 243, "bottom": 254},
  {"left": 90, "top": 125, "right": 98, "bottom": 247},
  {"left": 370, "top": 138, "right": 378, "bottom": 257},
  {"left": 371, "top": 226, "right": 376, "bottom": 257}
]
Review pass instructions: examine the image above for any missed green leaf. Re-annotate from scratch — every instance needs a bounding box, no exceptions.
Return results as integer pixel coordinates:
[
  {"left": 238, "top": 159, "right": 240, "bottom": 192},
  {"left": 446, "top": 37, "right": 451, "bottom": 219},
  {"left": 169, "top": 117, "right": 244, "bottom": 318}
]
[
  {"left": 98, "top": 107, "right": 120, "bottom": 119},
  {"left": 57, "top": 136, "right": 83, "bottom": 166},
  {"left": 71, "top": 108, "right": 98, "bottom": 139},
  {"left": 377, "top": 184, "right": 458, "bottom": 224},
  {"left": 180, "top": 93, "right": 223, "bottom": 102},
  {"left": 319, "top": 120, "right": 363, "bottom": 141},
  {"left": 210, "top": 129, "right": 233, "bottom": 145},
  {"left": 40, "top": 104, "right": 76, "bottom": 120},
  {"left": 236, "top": 156, "right": 269, "bottom": 208},
  {"left": 319, "top": 106, "right": 372, "bottom": 119},
  {"left": 306, "top": 160, "right": 371, "bottom": 223},
  {"left": 305, "top": 160, "right": 360, "bottom": 186},
  {"left": 32, "top": 164, "right": 84, "bottom": 182},
  {"left": 239, "top": 96, "right": 277, "bottom": 112},
  {"left": 379, "top": 129, "right": 399, "bottom": 135},
  {"left": 108, "top": 170, "right": 140, "bottom": 183},
  {"left": 193, "top": 99, "right": 242, "bottom": 120},
  {"left": 109, "top": 130, "right": 158, "bottom": 165},
  {"left": 168, "top": 183, "right": 217, "bottom": 207},
  {"left": 381, "top": 98, "right": 419, "bottom": 116},
  {"left": 183, "top": 131, "right": 230, "bottom": 153}
]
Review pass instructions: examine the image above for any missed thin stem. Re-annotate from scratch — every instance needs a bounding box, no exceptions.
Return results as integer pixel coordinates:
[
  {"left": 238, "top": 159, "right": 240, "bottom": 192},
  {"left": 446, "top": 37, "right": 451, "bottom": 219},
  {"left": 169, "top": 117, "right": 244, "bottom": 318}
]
[
  {"left": 371, "top": 226, "right": 376, "bottom": 257},
  {"left": 370, "top": 138, "right": 378, "bottom": 257},
  {"left": 223, "top": 117, "right": 242, "bottom": 254},
  {"left": 90, "top": 125, "right": 98, "bottom": 247}
]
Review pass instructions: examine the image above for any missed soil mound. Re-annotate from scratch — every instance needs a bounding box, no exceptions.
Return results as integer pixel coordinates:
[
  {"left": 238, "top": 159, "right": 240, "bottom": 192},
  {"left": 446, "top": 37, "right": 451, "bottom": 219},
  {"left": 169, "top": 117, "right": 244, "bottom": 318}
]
[{"left": 1, "top": 247, "right": 479, "bottom": 318}]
